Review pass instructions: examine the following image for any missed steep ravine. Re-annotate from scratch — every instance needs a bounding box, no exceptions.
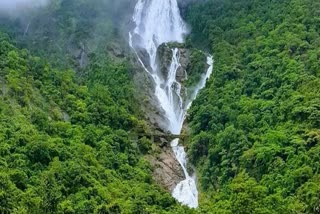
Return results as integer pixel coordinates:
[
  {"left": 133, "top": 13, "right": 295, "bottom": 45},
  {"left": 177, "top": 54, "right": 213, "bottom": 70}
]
[{"left": 129, "top": 0, "right": 213, "bottom": 208}]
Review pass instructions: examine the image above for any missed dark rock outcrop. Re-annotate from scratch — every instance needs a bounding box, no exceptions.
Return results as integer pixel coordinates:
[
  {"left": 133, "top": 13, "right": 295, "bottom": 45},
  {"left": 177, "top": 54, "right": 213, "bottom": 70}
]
[{"left": 157, "top": 43, "right": 173, "bottom": 80}]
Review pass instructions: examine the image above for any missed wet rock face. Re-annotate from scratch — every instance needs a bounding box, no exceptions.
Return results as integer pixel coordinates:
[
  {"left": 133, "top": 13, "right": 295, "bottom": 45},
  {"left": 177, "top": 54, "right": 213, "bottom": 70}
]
[
  {"left": 155, "top": 43, "right": 190, "bottom": 107},
  {"left": 131, "top": 54, "right": 171, "bottom": 132},
  {"left": 157, "top": 43, "right": 173, "bottom": 79},
  {"left": 137, "top": 49, "right": 152, "bottom": 71},
  {"left": 133, "top": 42, "right": 201, "bottom": 132},
  {"left": 130, "top": 33, "right": 154, "bottom": 71},
  {"left": 156, "top": 43, "right": 190, "bottom": 83},
  {"left": 131, "top": 41, "right": 209, "bottom": 192},
  {"left": 176, "top": 48, "right": 189, "bottom": 83},
  {"left": 147, "top": 145, "right": 185, "bottom": 192}
]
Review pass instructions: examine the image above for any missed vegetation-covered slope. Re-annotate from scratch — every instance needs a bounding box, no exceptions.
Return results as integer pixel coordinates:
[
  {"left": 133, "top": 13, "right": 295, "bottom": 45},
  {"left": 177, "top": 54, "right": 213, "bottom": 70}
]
[
  {"left": 0, "top": 32, "right": 193, "bottom": 213},
  {"left": 2, "top": 0, "right": 320, "bottom": 213},
  {"left": 0, "top": 0, "right": 134, "bottom": 69},
  {"left": 0, "top": 1, "right": 197, "bottom": 213},
  {"left": 185, "top": 0, "right": 320, "bottom": 213}
]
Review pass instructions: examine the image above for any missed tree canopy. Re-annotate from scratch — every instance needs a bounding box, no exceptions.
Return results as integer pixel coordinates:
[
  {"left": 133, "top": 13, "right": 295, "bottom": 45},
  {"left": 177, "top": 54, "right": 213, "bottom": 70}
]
[
  {"left": 185, "top": 0, "right": 320, "bottom": 213},
  {"left": 0, "top": 32, "right": 193, "bottom": 213}
]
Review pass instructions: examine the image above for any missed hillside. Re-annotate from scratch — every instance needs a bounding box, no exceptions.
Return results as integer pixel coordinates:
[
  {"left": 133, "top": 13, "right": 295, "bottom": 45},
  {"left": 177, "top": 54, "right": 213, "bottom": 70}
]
[
  {"left": 185, "top": 0, "right": 320, "bottom": 213},
  {"left": 0, "top": 32, "right": 189, "bottom": 214},
  {"left": 0, "top": 0, "right": 319, "bottom": 213}
]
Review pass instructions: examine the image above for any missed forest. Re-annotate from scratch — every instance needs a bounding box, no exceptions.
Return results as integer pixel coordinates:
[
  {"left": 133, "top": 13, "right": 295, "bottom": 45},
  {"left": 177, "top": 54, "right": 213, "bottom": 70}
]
[
  {"left": 0, "top": 1, "right": 191, "bottom": 213},
  {"left": 186, "top": 0, "right": 320, "bottom": 213},
  {"left": 0, "top": 0, "right": 319, "bottom": 213},
  {"left": 0, "top": 31, "right": 198, "bottom": 213}
]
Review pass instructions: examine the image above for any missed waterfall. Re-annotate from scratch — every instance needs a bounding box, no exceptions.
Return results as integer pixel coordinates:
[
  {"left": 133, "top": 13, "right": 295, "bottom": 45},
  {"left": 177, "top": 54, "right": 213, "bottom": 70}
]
[{"left": 129, "top": 0, "right": 213, "bottom": 208}]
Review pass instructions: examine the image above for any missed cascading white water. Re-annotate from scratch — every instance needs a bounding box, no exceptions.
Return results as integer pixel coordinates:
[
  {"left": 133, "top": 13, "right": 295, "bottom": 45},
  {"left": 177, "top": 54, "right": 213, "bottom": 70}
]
[{"left": 129, "top": 0, "right": 213, "bottom": 208}]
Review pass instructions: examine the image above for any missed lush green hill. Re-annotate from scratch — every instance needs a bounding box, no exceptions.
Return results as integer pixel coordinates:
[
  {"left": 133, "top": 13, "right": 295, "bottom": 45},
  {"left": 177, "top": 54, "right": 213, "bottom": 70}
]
[
  {"left": 0, "top": 1, "right": 195, "bottom": 213},
  {"left": 185, "top": 0, "right": 320, "bottom": 213},
  {"left": 2, "top": 0, "right": 320, "bottom": 213},
  {"left": 0, "top": 32, "right": 194, "bottom": 213}
]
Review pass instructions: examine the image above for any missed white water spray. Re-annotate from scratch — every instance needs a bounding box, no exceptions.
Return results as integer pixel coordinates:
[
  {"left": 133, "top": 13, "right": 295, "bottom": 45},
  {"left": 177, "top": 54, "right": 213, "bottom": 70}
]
[{"left": 129, "top": 0, "right": 213, "bottom": 208}]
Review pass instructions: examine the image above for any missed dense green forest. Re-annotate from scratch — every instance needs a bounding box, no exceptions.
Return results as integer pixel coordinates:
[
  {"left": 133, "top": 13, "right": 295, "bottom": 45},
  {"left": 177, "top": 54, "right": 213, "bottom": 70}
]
[
  {"left": 1, "top": 0, "right": 320, "bottom": 213},
  {"left": 186, "top": 0, "right": 320, "bottom": 213},
  {"left": 0, "top": 32, "right": 196, "bottom": 213},
  {"left": 0, "top": 1, "right": 193, "bottom": 212}
]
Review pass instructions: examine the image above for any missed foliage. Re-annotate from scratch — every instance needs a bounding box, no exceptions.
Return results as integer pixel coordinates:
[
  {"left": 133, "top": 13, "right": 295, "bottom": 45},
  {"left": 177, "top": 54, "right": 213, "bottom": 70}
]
[
  {"left": 185, "top": 49, "right": 208, "bottom": 89},
  {"left": 2, "top": 0, "right": 320, "bottom": 212},
  {"left": 0, "top": 33, "right": 191, "bottom": 213},
  {"left": 186, "top": 0, "right": 320, "bottom": 213}
]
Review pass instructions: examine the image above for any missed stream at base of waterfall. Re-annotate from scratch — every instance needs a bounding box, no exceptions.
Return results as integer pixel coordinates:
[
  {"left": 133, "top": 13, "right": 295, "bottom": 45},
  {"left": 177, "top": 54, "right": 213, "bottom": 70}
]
[{"left": 129, "top": 0, "right": 213, "bottom": 208}]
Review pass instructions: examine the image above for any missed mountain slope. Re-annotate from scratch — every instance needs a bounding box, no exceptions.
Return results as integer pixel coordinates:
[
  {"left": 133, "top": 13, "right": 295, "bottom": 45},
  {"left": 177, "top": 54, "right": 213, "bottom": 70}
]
[
  {"left": 185, "top": 0, "right": 320, "bottom": 213},
  {"left": 0, "top": 32, "right": 192, "bottom": 213}
]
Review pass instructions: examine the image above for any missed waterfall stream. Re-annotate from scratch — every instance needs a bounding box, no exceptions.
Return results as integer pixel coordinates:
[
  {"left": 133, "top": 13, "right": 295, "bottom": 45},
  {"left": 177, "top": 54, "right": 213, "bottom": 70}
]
[{"left": 129, "top": 0, "right": 213, "bottom": 208}]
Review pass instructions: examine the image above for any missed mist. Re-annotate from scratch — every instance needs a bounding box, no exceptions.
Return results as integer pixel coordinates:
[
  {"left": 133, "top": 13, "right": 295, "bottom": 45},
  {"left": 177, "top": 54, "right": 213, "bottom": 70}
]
[{"left": 0, "top": 0, "right": 49, "bottom": 16}]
